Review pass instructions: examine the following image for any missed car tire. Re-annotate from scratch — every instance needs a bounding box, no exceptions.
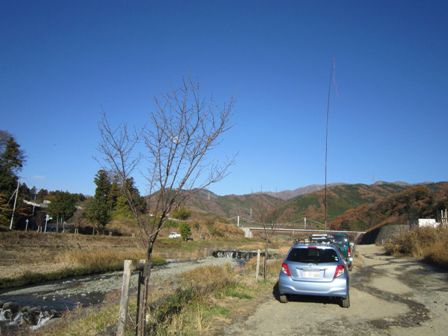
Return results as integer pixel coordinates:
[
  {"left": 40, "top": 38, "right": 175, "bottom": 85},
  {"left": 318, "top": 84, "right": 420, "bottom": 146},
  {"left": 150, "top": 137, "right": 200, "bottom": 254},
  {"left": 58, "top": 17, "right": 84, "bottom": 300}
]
[
  {"left": 341, "top": 294, "right": 350, "bottom": 308},
  {"left": 279, "top": 294, "right": 288, "bottom": 303}
]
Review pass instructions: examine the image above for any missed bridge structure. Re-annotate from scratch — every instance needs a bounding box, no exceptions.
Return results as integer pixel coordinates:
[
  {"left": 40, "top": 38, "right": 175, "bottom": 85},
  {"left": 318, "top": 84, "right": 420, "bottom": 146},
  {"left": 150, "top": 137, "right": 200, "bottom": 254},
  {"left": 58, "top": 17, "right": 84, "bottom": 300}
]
[
  {"left": 244, "top": 226, "right": 365, "bottom": 241},
  {"left": 227, "top": 215, "right": 365, "bottom": 241}
]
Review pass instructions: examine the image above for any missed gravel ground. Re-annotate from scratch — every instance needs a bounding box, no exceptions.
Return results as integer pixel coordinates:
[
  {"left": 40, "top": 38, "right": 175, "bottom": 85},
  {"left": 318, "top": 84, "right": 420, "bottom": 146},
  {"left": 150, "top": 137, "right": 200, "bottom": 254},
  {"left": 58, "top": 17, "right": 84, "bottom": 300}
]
[{"left": 224, "top": 245, "right": 448, "bottom": 336}]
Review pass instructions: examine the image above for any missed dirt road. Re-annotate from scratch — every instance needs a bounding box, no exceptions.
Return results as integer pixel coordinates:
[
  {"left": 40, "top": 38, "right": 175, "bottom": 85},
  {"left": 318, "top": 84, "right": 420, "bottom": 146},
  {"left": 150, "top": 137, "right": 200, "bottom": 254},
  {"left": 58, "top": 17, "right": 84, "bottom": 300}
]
[{"left": 225, "top": 245, "right": 448, "bottom": 336}]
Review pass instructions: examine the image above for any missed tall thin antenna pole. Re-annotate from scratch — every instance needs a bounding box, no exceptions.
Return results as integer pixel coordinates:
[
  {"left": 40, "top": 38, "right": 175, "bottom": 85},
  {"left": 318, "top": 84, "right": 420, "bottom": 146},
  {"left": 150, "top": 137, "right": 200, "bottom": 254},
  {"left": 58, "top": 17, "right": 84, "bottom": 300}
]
[{"left": 324, "top": 59, "right": 336, "bottom": 231}]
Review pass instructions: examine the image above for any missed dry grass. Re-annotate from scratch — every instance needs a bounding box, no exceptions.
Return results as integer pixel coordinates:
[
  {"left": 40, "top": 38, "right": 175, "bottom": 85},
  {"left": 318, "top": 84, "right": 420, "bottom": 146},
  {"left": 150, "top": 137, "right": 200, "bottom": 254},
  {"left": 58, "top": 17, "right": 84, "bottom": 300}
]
[
  {"left": 180, "top": 264, "right": 235, "bottom": 290},
  {"left": 37, "top": 254, "right": 283, "bottom": 336},
  {"left": 385, "top": 226, "right": 448, "bottom": 269},
  {"left": 0, "top": 228, "right": 286, "bottom": 291},
  {"left": 205, "top": 222, "right": 244, "bottom": 239},
  {"left": 107, "top": 216, "right": 140, "bottom": 236},
  {"left": 153, "top": 260, "right": 280, "bottom": 335},
  {"left": 57, "top": 248, "right": 146, "bottom": 270},
  {"left": 0, "top": 232, "right": 167, "bottom": 288}
]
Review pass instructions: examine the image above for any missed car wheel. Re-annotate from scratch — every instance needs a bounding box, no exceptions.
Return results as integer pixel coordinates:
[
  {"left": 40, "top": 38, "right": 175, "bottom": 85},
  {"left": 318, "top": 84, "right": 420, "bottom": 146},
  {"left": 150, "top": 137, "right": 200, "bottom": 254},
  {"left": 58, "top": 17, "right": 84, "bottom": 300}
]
[
  {"left": 279, "top": 294, "right": 288, "bottom": 303},
  {"left": 341, "top": 294, "right": 350, "bottom": 308}
]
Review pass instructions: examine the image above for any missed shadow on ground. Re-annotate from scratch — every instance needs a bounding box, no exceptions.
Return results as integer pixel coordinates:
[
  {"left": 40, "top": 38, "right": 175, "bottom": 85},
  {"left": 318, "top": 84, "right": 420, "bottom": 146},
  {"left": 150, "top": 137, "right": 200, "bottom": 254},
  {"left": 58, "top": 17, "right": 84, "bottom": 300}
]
[{"left": 272, "top": 281, "right": 340, "bottom": 306}]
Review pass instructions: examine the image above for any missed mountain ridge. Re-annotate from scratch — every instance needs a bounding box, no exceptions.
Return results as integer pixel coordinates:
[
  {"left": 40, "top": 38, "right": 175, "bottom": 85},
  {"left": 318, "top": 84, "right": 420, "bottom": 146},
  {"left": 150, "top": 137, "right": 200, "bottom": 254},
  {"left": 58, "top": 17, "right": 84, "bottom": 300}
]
[{"left": 170, "top": 181, "right": 447, "bottom": 232}]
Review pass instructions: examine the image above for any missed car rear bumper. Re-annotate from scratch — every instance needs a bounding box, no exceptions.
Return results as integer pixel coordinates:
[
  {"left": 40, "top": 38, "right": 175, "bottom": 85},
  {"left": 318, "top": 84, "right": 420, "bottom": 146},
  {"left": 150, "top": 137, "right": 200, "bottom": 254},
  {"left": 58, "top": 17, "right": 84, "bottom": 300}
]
[{"left": 279, "top": 274, "right": 348, "bottom": 298}]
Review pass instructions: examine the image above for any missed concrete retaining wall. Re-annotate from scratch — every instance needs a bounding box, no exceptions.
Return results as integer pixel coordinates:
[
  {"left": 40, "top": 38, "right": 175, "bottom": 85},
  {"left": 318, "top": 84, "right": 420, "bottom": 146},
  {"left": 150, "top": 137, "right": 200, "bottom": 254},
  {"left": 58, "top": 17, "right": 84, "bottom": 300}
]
[{"left": 360, "top": 224, "right": 411, "bottom": 245}]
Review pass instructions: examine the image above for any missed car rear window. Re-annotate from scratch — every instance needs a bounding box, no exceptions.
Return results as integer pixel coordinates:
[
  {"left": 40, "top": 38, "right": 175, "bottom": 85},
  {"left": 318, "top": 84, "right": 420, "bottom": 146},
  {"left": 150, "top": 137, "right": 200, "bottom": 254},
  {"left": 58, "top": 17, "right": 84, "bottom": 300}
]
[
  {"left": 287, "top": 248, "right": 339, "bottom": 263},
  {"left": 333, "top": 236, "right": 348, "bottom": 243}
]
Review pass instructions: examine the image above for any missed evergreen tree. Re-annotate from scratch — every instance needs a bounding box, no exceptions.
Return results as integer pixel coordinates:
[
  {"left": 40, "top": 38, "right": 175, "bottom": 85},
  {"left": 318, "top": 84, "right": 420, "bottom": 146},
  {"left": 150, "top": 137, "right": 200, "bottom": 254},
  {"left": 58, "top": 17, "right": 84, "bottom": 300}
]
[
  {"left": 111, "top": 194, "right": 130, "bottom": 218},
  {"left": 109, "top": 181, "right": 120, "bottom": 210},
  {"left": 123, "top": 177, "right": 146, "bottom": 213},
  {"left": 36, "top": 189, "right": 49, "bottom": 202},
  {"left": 47, "top": 191, "right": 77, "bottom": 229},
  {"left": 85, "top": 170, "right": 112, "bottom": 232},
  {"left": 0, "top": 131, "right": 25, "bottom": 227},
  {"left": 0, "top": 131, "right": 25, "bottom": 193},
  {"left": 111, "top": 177, "right": 146, "bottom": 219},
  {"left": 180, "top": 222, "right": 192, "bottom": 241}
]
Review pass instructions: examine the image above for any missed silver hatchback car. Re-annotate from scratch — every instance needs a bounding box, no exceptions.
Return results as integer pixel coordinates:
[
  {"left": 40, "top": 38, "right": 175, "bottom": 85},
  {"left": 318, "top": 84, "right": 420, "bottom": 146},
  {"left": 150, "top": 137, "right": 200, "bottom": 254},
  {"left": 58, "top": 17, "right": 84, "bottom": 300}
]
[{"left": 278, "top": 242, "right": 350, "bottom": 308}]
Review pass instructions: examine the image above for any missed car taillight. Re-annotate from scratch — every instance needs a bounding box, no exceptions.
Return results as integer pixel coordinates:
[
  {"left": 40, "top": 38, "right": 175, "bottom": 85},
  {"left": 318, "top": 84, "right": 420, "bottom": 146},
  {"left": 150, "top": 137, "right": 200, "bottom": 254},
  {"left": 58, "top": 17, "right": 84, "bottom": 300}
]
[
  {"left": 334, "top": 264, "right": 345, "bottom": 279},
  {"left": 281, "top": 262, "right": 291, "bottom": 276},
  {"left": 348, "top": 246, "right": 351, "bottom": 257}
]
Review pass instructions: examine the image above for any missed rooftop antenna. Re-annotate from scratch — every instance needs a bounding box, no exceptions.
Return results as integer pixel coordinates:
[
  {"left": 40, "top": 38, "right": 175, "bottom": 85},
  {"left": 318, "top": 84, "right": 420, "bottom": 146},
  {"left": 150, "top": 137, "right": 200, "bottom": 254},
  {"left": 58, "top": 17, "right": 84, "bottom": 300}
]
[{"left": 324, "top": 58, "right": 337, "bottom": 231}]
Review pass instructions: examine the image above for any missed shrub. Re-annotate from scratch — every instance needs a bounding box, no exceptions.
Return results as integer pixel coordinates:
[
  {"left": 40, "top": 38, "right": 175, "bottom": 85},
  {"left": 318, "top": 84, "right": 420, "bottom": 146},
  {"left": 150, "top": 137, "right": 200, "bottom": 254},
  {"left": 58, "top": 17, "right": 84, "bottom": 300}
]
[
  {"left": 208, "top": 222, "right": 244, "bottom": 238},
  {"left": 164, "top": 219, "right": 180, "bottom": 228},
  {"left": 180, "top": 223, "right": 192, "bottom": 240},
  {"left": 385, "top": 226, "right": 448, "bottom": 269},
  {"left": 172, "top": 207, "right": 192, "bottom": 220}
]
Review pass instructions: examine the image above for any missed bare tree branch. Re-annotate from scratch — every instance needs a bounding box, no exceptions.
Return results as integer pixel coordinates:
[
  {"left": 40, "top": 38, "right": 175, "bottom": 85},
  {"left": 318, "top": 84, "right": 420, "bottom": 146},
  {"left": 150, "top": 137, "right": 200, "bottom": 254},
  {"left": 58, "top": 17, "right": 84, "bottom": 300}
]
[{"left": 97, "top": 81, "right": 233, "bottom": 329}]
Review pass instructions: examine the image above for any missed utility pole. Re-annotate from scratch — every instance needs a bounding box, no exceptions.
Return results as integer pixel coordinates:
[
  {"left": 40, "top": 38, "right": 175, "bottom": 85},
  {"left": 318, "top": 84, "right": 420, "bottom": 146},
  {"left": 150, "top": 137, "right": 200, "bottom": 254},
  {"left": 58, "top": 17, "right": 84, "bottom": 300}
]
[
  {"left": 44, "top": 214, "right": 50, "bottom": 233},
  {"left": 9, "top": 180, "right": 20, "bottom": 230},
  {"left": 324, "top": 58, "right": 336, "bottom": 231},
  {"left": 32, "top": 190, "right": 37, "bottom": 215}
]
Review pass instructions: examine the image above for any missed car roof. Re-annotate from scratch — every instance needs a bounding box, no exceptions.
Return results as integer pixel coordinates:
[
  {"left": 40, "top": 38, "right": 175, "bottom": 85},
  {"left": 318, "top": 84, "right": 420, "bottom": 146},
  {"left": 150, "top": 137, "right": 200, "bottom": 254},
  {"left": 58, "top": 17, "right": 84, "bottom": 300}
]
[
  {"left": 291, "top": 242, "right": 338, "bottom": 250},
  {"left": 333, "top": 232, "right": 348, "bottom": 236}
]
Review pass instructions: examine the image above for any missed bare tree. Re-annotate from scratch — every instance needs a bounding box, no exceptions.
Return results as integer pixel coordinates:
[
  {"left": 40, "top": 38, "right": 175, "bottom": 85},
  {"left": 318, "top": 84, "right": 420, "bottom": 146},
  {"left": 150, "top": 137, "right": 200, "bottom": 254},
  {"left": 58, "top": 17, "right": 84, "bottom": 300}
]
[
  {"left": 98, "top": 80, "right": 233, "bottom": 334},
  {"left": 260, "top": 217, "right": 277, "bottom": 281}
]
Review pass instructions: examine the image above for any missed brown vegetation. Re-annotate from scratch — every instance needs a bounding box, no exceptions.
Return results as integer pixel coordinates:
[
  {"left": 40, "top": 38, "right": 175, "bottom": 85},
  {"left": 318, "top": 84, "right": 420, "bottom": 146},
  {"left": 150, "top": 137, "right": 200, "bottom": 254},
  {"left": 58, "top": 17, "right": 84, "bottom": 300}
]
[
  {"left": 0, "top": 229, "right": 266, "bottom": 288},
  {"left": 36, "top": 256, "right": 283, "bottom": 336},
  {"left": 385, "top": 226, "right": 448, "bottom": 269},
  {"left": 331, "top": 183, "right": 448, "bottom": 231}
]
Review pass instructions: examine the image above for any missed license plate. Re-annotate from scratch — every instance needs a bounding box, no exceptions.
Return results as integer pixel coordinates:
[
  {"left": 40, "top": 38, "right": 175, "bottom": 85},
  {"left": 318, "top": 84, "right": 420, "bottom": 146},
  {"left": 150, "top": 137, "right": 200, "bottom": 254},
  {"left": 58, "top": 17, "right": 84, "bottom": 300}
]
[{"left": 302, "top": 271, "right": 321, "bottom": 278}]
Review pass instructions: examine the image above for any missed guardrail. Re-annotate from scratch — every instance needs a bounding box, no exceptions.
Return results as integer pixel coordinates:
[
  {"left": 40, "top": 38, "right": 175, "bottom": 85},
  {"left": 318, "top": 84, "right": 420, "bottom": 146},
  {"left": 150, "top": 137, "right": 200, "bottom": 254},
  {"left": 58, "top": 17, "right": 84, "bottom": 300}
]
[{"left": 246, "top": 227, "right": 366, "bottom": 235}]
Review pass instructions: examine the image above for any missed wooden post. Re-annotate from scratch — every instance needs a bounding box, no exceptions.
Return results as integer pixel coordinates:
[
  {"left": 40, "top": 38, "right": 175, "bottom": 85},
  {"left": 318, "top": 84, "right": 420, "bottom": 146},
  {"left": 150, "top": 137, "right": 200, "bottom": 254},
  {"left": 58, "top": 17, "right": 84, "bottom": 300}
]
[
  {"left": 117, "top": 260, "right": 132, "bottom": 336},
  {"left": 255, "top": 249, "right": 260, "bottom": 281},
  {"left": 136, "top": 260, "right": 151, "bottom": 336},
  {"left": 263, "top": 246, "right": 269, "bottom": 281}
]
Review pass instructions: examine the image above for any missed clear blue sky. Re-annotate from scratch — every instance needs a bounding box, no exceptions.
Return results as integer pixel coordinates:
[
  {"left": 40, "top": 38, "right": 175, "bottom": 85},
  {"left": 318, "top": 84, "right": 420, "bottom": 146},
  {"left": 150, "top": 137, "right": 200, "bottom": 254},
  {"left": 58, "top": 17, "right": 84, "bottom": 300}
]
[{"left": 1, "top": 0, "right": 447, "bottom": 196}]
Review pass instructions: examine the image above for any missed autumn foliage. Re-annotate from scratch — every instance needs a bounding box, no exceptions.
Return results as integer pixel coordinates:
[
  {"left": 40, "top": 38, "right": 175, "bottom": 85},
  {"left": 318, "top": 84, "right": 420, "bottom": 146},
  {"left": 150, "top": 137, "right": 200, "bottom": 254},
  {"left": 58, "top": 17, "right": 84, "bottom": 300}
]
[{"left": 330, "top": 183, "right": 448, "bottom": 231}]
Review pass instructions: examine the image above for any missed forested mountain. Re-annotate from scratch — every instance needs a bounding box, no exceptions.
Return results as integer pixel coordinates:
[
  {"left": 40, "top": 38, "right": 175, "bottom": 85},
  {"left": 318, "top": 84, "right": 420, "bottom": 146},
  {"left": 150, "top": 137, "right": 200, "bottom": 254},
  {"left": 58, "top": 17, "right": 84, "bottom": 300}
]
[
  {"left": 330, "top": 183, "right": 448, "bottom": 231},
  {"left": 180, "top": 182, "right": 448, "bottom": 232},
  {"left": 265, "top": 183, "right": 406, "bottom": 225},
  {"left": 263, "top": 183, "right": 344, "bottom": 200},
  {"left": 182, "top": 189, "right": 286, "bottom": 220}
]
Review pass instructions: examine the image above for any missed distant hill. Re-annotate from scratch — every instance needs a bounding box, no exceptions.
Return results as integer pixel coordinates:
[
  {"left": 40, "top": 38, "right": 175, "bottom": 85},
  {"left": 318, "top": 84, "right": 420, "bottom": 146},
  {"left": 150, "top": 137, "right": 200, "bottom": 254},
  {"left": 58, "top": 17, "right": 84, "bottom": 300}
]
[
  {"left": 154, "top": 182, "right": 447, "bottom": 232},
  {"left": 330, "top": 182, "right": 448, "bottom": 231},
  {"left": 265, "top": 183, "right": 406, "bottom": 225},
  {"left": 183, "top": 189, "right": 286, "bottom": 221},
  {"left": 263, "top": 183, "right": 345, "bottom": 200}
]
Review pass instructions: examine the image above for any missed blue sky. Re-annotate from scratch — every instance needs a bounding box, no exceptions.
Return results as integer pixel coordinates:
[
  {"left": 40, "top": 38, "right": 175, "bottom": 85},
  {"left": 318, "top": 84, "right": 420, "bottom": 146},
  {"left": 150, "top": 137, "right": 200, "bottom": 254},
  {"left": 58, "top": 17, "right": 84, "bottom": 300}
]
[{"left": 1, "top": 0, "right": 447, "bottom": 196}]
